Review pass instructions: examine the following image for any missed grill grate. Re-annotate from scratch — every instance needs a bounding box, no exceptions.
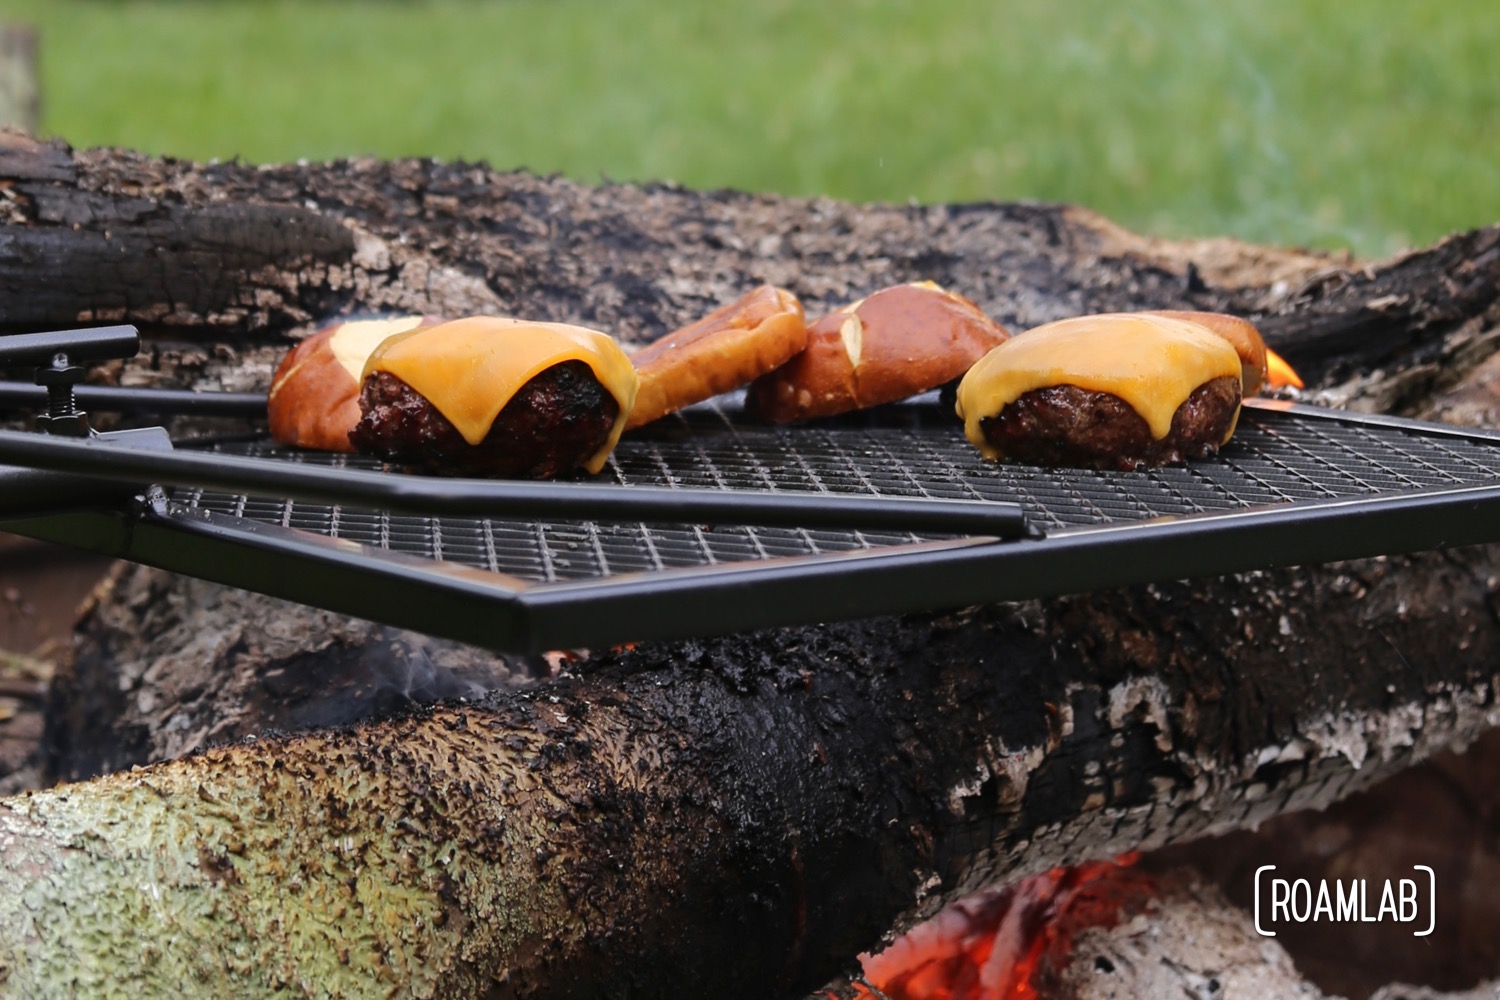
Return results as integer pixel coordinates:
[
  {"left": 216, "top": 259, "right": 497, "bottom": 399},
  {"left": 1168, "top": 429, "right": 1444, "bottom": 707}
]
[{"left": 174, "top": 398, "right": 1500, "bottom": 584}]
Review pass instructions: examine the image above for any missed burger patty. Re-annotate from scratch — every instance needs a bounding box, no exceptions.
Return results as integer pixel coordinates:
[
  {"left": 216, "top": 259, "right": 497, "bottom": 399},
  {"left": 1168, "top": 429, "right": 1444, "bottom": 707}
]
[
  {"left": 978, "top": 375, "right": 1240, "bottom": 471},
  {"left": 349, "top": 361, "right": 620, "bottom": 479}
]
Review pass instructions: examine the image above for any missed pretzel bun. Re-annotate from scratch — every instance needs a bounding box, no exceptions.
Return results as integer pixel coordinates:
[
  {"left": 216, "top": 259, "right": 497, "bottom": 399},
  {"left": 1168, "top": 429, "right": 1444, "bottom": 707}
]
[
  {"left": 1146, "top": 310, "right": 1269, "bottom": 395},
  {"left": 747, "top": 281, "right": 1010, "bottom": 423},
  {"left": 268, "top": 315, "right": 441, "bottom": 451},
  {"left": 627, "top": 284, "right": 806, "bottom": 430}
]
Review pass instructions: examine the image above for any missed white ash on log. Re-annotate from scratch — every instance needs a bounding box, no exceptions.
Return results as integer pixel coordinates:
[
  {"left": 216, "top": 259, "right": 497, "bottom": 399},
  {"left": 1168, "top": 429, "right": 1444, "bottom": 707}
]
[
  {"left": 824, "top": 837, "right": 1500, "bottom": 999},
  {"left": 1144, "top": 725, "right": 1500, "bottom": 999},
  {"left": 1034, "top": 874, "right": 1474, "bottom": 1000},
  {"left": 2, "top": 135, "right": 1500, "bottom": 996},
  {"left": 817, "top": 868, "right": 1331, "bottom": 1000},
  {"left": 1371, "top": 985, "right": 1500, "bottom": 1000},
  {"left": 1046, "top": 876, "right": 1500, "bottom": 1000}
]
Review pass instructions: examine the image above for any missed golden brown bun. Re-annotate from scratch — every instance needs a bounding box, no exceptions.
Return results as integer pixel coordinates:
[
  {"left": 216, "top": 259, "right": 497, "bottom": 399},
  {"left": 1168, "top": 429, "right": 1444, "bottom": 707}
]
[
  {"left": 747, "top": 281, "right": 1010, "bottom": 423},
  {"left": 1146, "top": 310, "right": 1268, "bottom": 396},
  {"left": 626, "top": 285, "right": 807, "bottom": 430},
  {"left": 268, "top": 315, "right": 441, "bottom": 451}
]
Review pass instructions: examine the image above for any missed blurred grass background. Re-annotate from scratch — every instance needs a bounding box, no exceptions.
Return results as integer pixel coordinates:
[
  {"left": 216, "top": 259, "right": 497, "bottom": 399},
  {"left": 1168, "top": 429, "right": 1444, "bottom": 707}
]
[{"left": 1, "top": 0, "right": 1497, "bottom": 258}]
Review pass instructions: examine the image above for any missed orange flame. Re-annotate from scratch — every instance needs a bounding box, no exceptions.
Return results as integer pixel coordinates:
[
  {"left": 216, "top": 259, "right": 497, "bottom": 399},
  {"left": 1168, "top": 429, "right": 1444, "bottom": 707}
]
[
  {"left": 849, "top": 854, "right": 1149, "bottom": 1000},
  {"left": 1265, "top": 349, "right": 1305, "bottom": 389}
]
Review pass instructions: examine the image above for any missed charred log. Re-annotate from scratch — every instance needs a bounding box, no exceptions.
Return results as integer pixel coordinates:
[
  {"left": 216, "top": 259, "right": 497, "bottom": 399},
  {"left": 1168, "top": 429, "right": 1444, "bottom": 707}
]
[
  {"left": 4, "top": 131, "right": 1500, "bottom": 403},
  {"left": 1251, "top": 228, "right": 1500, "bottom": 387},
  {"left": 2, "top": 135, "right": 1500, "bottom": 996}
]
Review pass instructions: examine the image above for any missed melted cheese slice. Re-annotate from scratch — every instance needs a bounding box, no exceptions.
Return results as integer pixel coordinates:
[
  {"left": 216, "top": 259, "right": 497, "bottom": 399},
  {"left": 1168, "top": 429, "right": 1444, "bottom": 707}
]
[
  {"left": 365, "top": 316, "right": 639, "bottom": 474},
  {"left": 956, "top": 313, "right": 1242, "bottom": 458}
]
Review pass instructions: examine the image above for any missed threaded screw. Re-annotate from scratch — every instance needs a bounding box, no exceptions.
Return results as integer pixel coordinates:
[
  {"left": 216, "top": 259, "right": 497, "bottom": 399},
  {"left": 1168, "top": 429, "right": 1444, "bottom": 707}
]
[{"left": 43, "top": 352, "right": 79, "bottom": 418}]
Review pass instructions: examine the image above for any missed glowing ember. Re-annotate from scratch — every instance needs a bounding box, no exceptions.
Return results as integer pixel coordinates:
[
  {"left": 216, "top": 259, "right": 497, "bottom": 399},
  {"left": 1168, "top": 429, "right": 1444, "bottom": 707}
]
[{"left": 849, "top": 855, "right": 1151, "bottom": 1000}]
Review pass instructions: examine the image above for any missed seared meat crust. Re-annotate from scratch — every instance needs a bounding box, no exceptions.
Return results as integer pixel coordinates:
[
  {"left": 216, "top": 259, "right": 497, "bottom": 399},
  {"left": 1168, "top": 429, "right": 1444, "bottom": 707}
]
[
  {"left": 349, "top": 361, "right": 619, "bottom": 479},
  {"left": 978, "top": 375, "right": 1240, "bottom": 470}
]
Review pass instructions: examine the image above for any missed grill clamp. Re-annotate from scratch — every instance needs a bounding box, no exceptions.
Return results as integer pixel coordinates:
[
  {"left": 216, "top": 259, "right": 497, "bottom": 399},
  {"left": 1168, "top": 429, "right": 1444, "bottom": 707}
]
[
  {"left": 0, "top": 326, "right": 175, "bottom": 519},
  {"left": 0, "top": 324, "right": 141, "bottom": 437}
]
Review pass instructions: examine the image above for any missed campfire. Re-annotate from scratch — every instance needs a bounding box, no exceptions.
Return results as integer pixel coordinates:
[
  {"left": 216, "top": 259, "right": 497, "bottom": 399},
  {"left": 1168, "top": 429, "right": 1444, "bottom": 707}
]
[
  {"left": 848, "top": 856, "right": 1147, "bottom": 1000},
  {"left": 3, "top": 134, "right": 1500, "bottom": 998},
  {"left": 840, "top": 720, "right": 1500, "bottom": 1000}
]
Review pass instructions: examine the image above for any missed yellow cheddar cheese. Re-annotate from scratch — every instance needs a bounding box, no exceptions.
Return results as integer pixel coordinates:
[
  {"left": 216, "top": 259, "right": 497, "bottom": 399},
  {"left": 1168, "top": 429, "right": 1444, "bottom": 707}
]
[
  {"left": 956, "top": 313, "right": 1243, "bottom": 460},
  {"left": 364, "top": 316, "right": 639, "bottom": 474}
]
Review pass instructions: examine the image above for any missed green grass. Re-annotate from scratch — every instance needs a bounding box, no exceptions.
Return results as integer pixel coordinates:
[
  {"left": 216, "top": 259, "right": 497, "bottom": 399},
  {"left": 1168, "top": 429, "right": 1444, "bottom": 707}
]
[{"left": 2, "top": 0, "right": 1498, "bottom": 257}]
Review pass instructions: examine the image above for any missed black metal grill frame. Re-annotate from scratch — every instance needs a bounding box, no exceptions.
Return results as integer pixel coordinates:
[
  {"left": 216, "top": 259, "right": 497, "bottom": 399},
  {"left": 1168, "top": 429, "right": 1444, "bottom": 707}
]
[
  {"left": 170, "top": 397, "right": 1500, "bottom": 574},
  {"left": 7, "top": 397, "right": 1500, "bottom": 652}
]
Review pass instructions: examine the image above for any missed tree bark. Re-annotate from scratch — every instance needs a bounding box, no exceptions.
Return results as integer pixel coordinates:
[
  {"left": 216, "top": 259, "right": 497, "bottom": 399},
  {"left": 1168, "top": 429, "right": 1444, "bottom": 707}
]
[
  {"left": 3, "top": 135, "right": 1500, "bottom": 997},
  {"left": 3, "top": 129, "right": 1498, "bottom": 404}
]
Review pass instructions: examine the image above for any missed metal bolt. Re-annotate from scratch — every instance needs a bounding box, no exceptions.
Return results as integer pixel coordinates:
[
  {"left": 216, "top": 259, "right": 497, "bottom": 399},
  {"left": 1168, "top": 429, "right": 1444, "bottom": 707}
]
[{"left": 45, "top": 352, "right": 78, "bottom": 418}]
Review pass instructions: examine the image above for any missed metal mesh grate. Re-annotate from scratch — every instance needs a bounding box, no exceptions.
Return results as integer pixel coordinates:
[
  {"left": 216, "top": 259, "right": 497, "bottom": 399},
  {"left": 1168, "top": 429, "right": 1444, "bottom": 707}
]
[{"left": 174, "top": 400, "right": 1500, "bottom": 584}]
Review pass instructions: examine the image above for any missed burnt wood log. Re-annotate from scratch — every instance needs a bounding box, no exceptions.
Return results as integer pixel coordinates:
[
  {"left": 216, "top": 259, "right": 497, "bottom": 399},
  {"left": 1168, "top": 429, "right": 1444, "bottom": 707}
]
[
  {"left": 3, "top": 128, "right": 1499, "bottom": 410},
  {"left": 2, "top": 134, "right": 1500, "bottom": 996},
  {"left": 9, "top": 548, "right": 1500, "bottom": 998}
]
